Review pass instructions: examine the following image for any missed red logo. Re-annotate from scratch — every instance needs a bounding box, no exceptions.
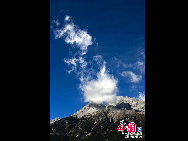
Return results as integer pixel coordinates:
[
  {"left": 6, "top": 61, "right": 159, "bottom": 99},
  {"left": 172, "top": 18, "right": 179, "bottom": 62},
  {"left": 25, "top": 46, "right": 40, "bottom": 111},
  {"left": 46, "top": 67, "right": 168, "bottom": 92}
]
[
  {"left": 117, "top": 120, "right": 142, "bottom": 138},
  {"left": 118, "top": 122, "right": 136, "bottom": 133}
]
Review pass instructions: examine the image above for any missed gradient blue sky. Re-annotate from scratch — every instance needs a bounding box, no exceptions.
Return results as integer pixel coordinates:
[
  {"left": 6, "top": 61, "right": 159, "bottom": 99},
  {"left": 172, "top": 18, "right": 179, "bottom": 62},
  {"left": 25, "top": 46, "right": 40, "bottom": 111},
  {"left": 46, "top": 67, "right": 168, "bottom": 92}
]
[{"left": 50, "top": 0, "right": 145, "bottom": 119}]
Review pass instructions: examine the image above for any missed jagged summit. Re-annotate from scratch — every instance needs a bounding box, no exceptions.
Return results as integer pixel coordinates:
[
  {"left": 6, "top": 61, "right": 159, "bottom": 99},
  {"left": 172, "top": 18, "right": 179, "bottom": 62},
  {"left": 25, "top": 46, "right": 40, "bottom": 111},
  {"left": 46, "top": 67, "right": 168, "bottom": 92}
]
[
  {"left": 71, "top": 96, "right": 145, "bottom": 119},
  {"left": 50, "top": 96, "right": 145, "bottom": 124},
  {"left": 50, "top": 96, "right": 145, "bottom": 141},
  {"left": 50, "top": 117, "right": 60, "bottom": 124},
  {"left": 72, "top": 102, "right": 106, "bottom": 118}
]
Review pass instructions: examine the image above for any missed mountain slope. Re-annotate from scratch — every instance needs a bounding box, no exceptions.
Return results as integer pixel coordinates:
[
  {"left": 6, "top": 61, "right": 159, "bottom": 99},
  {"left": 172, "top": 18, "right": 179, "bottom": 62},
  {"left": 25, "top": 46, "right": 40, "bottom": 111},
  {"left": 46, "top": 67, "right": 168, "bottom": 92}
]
[{"left": 50, "top": 96, "right": 145, "bottom": 141}]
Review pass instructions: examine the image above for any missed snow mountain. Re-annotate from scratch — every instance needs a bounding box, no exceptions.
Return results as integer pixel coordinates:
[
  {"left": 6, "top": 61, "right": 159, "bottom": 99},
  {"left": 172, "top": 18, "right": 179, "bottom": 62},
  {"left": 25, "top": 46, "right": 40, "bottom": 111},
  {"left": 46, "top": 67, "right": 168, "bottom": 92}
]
[
  {"left": 50, "top": 96, "right": 145, "bottom": 141},
  {"left": 72, "top": 96, "right": 145, "bottom": 120}
]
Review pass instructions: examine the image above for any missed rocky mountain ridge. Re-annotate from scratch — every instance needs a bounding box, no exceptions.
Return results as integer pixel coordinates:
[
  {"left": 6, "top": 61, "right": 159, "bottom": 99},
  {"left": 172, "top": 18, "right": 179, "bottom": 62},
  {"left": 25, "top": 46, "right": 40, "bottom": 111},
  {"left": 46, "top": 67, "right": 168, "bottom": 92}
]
[
  {"left": 50, "top": 96, "right": 145, "bottom": 141},
  {"left": 72, "top": 96, "right": 145, "bottom": 120}
]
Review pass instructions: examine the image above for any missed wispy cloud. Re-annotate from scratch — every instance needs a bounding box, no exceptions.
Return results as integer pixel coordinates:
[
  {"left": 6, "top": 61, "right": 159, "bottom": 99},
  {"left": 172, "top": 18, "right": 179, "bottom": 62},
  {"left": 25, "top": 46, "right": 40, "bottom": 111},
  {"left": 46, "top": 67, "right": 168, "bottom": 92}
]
[
  {"left": 113, "top": 51, "right": 145, "bottom": 98},
  {"left": 65, "top": 15, "right": 70, "bottom": 21},
  {"left": 52, "top": 15, "right": 118, "bottom": 104},
  {"left": 64, "top": 57, "right": 78, "bottom": 74},
  {"left": 51, "top": 19, "right": 60, "bottom": 26},
  {"left": 54, "top": 21, "right": 93, "bottom": 55},
  {"left": 120, "top": 71, "right": 142, "bottom": 83},
  {"left": 52, "top": 16, "right": 94, "bottom": 81},
  {"left": 134, "top": 51, "right": 145, "bottom": 74},
  {"left": 138, "top": 91, "right": 145, "bottom": 101},
  {"left": 135, "top": 61, "right": 145, "bottom": 74},
  {"left": 93, "top": 55, "right": 104, "bottom": 68},
  {"left": 115, "top": 51, "right": 145, "bottom": 83}
]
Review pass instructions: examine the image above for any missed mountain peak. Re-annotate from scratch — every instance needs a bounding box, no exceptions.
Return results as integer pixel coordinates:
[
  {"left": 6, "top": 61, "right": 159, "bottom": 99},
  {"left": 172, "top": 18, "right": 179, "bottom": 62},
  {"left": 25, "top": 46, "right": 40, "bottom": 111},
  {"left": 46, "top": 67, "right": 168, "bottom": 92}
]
[
  {"left": 50, "top": 117, "right": 60, "bottom": 124},
  {"left": 72, "top": 102, "right": 106, "bottom": 118},
  {"left": 72, "top": 96, "right": 145, "bottom": 119},
  {"left": 50, "top": 96, "right": 145, "bottom": 140}
]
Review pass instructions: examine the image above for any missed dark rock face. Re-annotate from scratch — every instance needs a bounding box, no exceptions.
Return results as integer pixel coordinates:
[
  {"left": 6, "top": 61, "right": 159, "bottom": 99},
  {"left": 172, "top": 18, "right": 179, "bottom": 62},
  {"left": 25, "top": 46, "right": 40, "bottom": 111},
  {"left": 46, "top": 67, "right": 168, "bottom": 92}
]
[
  {"left": 50, "top": 96, "right": 145, "bottom": 141},
  {"left": 115, "top": 102, "right": 132, "bottom": 110}
]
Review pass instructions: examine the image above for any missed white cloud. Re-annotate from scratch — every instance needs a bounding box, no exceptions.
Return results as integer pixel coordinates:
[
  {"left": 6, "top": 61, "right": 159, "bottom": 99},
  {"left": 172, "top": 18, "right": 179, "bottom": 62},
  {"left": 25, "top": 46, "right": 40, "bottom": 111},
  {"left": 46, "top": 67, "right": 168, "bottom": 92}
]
[
  {"left": 81, "top": 64, "right": 118, "bottom": 104},
  {"left": 65, "top": 15, "right": 70, "bottom": 21},
  {"left": 53, "top": 15, "right": 94, "bottom": 80},
  {"left": 64, "top": 58, "right": 78, "bottom": 73},
  {"left": 135, "top": 57, "right": 145, "bottom": 74},
  {"left": 78, "top": 57, "right": 87, "bottom": 69},
  {"left": 52, "top": 15, "right": 119, "bottom": 104},
  {"left": 93, "top": 55, "right": 104, "bottom": 66},
  {"left": 117, "top": 51, "right": 145, "bottom": 84},
  {"left": 138, "top": 92, "right": 145, "bottom": 101},
  {"left": 135, "top": 51, "right": 145, "bottom": 74},
  {"left": 121, "top": 71, "right": 142, "bottom": 83},
  {"left": 52, "top": 19, "right": 60, "bottom": 26},
  {"left": 54, "top": 19, "right": 93, "bottom": 55},
  {"left": 64, "top": 56, "right": 89, "bottom": 76}
]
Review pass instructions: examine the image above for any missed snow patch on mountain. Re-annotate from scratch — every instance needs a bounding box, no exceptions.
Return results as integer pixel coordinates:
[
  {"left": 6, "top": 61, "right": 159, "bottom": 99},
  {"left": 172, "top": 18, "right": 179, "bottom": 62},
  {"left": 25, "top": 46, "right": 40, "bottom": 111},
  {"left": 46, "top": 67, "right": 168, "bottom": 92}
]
[
  {"left": 50, "top": 117, "right": 61, "bottom": 124},
  {"left": 73, "top": 96, "right": 145, "bottom": 119},
  {"left": 50, "top": 96, "right": 145, "bottom": 124}
]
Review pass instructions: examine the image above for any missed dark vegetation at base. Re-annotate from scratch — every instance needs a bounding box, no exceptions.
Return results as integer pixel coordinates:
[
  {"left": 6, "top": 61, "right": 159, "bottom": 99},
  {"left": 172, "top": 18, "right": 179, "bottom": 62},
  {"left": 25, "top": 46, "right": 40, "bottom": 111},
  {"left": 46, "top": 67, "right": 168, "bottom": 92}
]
[{"left": 50, "top": 111, "right": 145, "bottom": 141}]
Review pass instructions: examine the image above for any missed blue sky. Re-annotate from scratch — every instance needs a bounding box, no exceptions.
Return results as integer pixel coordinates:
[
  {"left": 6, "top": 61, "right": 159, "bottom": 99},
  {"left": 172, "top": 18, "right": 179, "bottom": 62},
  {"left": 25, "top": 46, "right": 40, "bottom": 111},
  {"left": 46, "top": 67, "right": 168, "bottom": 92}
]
[{"left": 50, "top": 0, "right": 145, "bottom": 119}]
